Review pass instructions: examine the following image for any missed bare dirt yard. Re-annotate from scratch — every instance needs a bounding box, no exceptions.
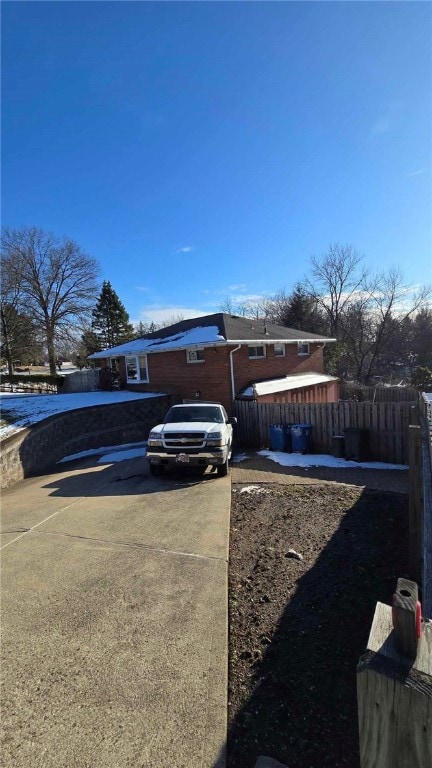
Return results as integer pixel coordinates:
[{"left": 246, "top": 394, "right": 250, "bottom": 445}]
[{"left": 227, "top": 481, "right": 409, "bottom": 768}]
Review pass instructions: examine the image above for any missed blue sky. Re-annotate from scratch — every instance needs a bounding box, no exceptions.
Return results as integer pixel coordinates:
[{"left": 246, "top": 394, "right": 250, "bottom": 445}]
[{"left": 2, "top": 1, "right": 431, "bottom": 326}]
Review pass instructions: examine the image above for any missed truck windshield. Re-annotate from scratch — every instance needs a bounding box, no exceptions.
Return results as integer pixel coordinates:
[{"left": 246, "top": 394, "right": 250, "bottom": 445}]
[{"left": 164, "top": 406, "right": 224, "bottom": 424}]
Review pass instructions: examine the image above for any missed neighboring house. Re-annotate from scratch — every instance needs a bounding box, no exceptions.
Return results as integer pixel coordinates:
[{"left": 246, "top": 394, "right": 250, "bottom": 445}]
[{"left": 88, "top": 313, "right": 338, "bottom": 412}]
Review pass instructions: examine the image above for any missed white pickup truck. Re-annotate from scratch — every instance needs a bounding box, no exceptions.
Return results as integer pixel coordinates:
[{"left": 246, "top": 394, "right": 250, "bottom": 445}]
[{"left": 146, "top": 402, "right": 237, "bottom": 478}]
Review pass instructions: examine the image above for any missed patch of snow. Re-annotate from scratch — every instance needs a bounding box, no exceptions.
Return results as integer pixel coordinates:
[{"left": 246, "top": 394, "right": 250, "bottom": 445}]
[
  {"left": 239, "top": 485, "right": 271, "bottom": 495},
  {"left": 58, "top": 441, "right": 147, "bottom": 464},
  {"left": 0, "top": 392, "right": 43, "bottom": 398},
  {"left": 97, "top": 447, "right": 146, "bottom": 464},
  {"left": 232, "top": 453, "right": 250, "bottom": 463},
  {"left": 258, "top": 450, "right": 408, "bottom": 471}
]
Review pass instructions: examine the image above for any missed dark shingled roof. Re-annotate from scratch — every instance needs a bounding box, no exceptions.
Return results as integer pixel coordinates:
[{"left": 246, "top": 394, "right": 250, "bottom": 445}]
[{"left": 143, "top": 312, "right": 335, "bottom": 343}]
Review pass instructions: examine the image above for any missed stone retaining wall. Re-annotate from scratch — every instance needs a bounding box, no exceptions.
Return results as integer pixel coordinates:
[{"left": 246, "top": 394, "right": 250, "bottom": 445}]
[{"left": 1, "top": 395, "right": 172, "bottom": 489}]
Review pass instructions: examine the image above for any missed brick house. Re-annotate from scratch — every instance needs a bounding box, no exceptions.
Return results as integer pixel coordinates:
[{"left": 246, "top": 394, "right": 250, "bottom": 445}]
[{"left": 88, "top": 313, "right": 338, "bottom": 412}]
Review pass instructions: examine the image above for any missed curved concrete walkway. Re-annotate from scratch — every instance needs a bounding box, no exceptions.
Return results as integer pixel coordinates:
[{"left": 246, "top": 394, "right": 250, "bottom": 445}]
[{"left": 1, "top": 456, "right": 230, "bottom": 768}]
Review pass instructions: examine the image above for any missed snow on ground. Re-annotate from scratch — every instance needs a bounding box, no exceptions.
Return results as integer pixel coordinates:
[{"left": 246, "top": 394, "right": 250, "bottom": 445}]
[
  {"left": 1, "top": 387, "right": 411, "bottom": 473},
  {"left": 0, "top": 391, "right": 163, "bottom": 439},
  {"left": 258, "top": 450, "right": 408, "bottom": 471},
  {"left": 60, "top": 447, "right": 407, "bottom": 472},
  {"left": 231, "top": 453, "right": 249, "bottom": 463},
  {"left": 57, "top": 444, "right": 411, "bottom": 471},
  {"left": 238, "top": 485, "right": 271, "bottom": 495},
  {"left": 97, "top": 446, "right": 146, "bottom": 463},
  {"left": 58, "top": 441, "right": 147, "bottom": 464}
]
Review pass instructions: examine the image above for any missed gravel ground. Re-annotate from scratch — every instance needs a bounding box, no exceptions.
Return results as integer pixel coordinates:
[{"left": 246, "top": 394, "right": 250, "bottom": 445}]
[{"left": 227, "top": 482, "right": 409, "bottom": 768}]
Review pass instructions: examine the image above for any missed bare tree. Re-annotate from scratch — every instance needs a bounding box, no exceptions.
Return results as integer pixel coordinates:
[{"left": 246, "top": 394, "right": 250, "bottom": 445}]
[
  {"left": 0, "top": 304, "right": 43, "bottom": 373},
  {"left": 361, "top": 268, "right": 431, "bottom": 382},
  {"left": 306, "top": 243, "right": 367, "bottom": 336},
  {"left": 219, "top": 297, "right": 235, "bottom": 315},
  {"left": 334, "top": 267, "right": 431, "bottom": 381},
  {"left": 157, "top": 313, "right": 185, "bottom": 329},
  {"left": 1, "top": 226, "right": 100, "bottom": 374},
  {"left": 219, "top": 296, "right": 270, "bottom": 320},
  {"left": 1, "top": 263, "right": 21, "bottom": 374}
]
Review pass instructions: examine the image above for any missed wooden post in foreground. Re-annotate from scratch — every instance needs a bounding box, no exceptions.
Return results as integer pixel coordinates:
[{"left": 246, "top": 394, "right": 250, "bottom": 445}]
[{"left": 357, "top": 601, "right": 432, "bottom": 768}]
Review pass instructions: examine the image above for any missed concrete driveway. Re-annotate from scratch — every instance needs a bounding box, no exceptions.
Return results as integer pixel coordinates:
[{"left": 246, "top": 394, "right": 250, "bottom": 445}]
[{"left": 1, "top": 453, "right": 231, "bottom": 768}]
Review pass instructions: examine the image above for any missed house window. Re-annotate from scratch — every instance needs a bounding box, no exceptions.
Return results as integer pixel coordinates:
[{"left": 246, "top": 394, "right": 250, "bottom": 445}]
[
  {"left": 186, "top": 349, "right": 205, "bottom": 364},
  {"left": 248, "top": 345, "right": 266, "bottom": 359},
  {"left": 126, "top": 354, "right": 149, "bottom": 382},
  {"left": 298, "top": 342, "right": 310, "bottom": 356},
  {"left": 274, "top": 343, "right": 285, "bottom": 357}
]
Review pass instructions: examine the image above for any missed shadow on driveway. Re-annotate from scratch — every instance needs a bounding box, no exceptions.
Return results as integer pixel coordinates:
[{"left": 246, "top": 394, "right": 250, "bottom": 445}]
[{"left": 37, "top": 457, "right": 224, "bottom": 497}]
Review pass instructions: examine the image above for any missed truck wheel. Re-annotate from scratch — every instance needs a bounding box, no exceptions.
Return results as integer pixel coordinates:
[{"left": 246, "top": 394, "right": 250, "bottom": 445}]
[
  {"left": 149, "top": 464, "right": 164, "bottom": 477},
  {"left": 217, "top": 458, "right": 229, "bottom": 477}
]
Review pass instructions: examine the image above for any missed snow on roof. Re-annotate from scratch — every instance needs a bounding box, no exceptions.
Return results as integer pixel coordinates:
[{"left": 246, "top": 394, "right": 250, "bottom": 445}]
[
  {"left": 88, "top": 326, "right": 226, "bottom": 358},
  {"left": 88, "top": 314, "right": 337, "bottom": 359},
  {"left": 240, "top": 373, "right": 338, "bottom": 397}
]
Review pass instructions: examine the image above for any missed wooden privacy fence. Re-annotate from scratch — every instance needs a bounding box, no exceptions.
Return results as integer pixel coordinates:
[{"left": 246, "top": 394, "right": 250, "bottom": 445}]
[
  {"left": 357, "top": 397, "right": 432, "bottom": 768},
  {"left": 340, "top": 381, "right": 418, "bottom": 403},
  {"left": 409, "top": 393, "right": 432, "bottom": 618},
  {"left": 233, "top": 399, "right": 414, "bottom": 464},
  {"left": 61, "top": 369, "right": 101, "bottom": 393}
]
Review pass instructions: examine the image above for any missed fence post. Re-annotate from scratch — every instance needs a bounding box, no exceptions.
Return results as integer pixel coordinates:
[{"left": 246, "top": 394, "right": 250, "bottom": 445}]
[
  {"left": 419, "top": 393, "right": 432, "bottom": 619},
  {"left": 409, "top": 424, "right": 423, "bottom": 585},
  {"left": 357, "top": 598, "right": 432, "bottom": 768},
  {"left": 410, "top": 404, "right": 420, "bottom": 426}
]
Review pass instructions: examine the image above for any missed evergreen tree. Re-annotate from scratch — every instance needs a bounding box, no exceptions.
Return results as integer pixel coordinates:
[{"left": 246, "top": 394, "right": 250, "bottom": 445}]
[
  {"left": 277, "top": 284, "right": 328, "bottom": 334},
  {"left": 412, "top": 309, "right": 432, "bottom": 369},
  {"left": 78, "top": 327, "right": 102, "bottom": 358},
  {"left": 91, "top": 281, "right": 134, "bottom": 348},
  {"left": 134, "top": 320, "right": 157, "bottom": 337},
  {"left": 411, "top": 366, "right": 432, "bottom": 392}
]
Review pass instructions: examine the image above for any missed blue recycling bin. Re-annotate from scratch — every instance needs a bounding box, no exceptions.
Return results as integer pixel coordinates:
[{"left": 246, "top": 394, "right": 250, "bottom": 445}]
[
  {"left": 269, "top": 424, "right": 288, "bottom": 451},
  {"left": 290, "top": 424, "right": 312, "bottom": 453}
]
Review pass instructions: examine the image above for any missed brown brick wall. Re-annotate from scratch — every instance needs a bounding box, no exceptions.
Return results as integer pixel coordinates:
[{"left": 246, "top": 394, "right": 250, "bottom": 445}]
[
  {"left": 121, "top": 343, "right": 325, "bottom": 412},
  {"left": 231, "top": 343, "right": 324, "bottom": 393},
  {"left": 126, "top": 348, "right": 234, "bottom": 410}
]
